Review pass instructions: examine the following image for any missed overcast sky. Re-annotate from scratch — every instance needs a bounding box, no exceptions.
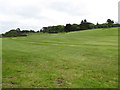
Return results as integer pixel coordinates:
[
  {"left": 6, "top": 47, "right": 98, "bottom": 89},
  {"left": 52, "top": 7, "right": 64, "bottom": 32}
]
[{"left": 0, "top": 0, "right": 119, "bottom": 33}]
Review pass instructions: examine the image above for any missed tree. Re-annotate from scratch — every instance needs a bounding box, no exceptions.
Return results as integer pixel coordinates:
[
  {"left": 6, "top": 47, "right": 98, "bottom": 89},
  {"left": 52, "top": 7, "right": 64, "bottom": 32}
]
[
  {"left": 80, "top": 19, "right": 94, "bottom": 30},
  {"left": 81, "top": 20, "right": 84, "bottom": 24},
  {"left": 64, "top": 24, "right": 72, "bottom": 32},
  {"left": 2, "top": 29, "right": 27, "bottom": 37},
  {"left": 111, "top": 20, "right": 114, "bottom": 24},
  {"left": 88, "top": 24, "right": 95, "bottom": 29},
  {"left": 41, "top": 25, "right": 65, "bottom": 33},
  {"left": 70, "top": 24, "right": 80, "bottom": 31},
  {"left": 37, "top": 30, "right": 40, "bottom": 33},
  {"left": 84, "top": 19, "right": 87, "bottom": 23},
  {"left": 16, "top": 28, "right": 21, "bottom": 32},
  {"left": 96, "top": 22, "right": 99, "bottom": 25},
  {"left": 107, "top": 19, "right": 114, "bottom": 24},
  {"left": 107, "top": 19, "right": 114, "bottom": 27}
]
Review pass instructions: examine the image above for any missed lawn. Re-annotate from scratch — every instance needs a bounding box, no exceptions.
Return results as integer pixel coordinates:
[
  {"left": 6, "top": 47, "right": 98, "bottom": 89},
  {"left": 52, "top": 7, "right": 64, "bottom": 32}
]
[
  {"left": 2, "top": 27, "right": 118, "bottom": 88},
  {"left": 0, "top": 38, "right": 2, "bottom": 89}
]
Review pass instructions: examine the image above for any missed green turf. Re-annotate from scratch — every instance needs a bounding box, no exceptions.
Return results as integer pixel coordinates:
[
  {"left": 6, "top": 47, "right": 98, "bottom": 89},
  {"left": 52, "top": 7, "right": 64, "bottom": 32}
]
[
  {"left": 2, "top": 27, "right": 118, "bottom": 88},
  {"left": 0, "top": 38, "right": 2, "bottom": 89}
]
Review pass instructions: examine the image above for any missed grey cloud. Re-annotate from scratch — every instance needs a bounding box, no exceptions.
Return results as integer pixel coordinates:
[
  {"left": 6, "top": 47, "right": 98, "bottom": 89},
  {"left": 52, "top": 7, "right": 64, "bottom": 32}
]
[
  {"left": 0, "top": 21, "right": 19, "bottom": 33},
  {"left": 49, "top": 1, "right": 88, "bottom": 16},
  {"left": 0, "top": 21, "right": 40, "bottom": 33},
  {"left": 0, "top": 0, "right": 118, "bottom": 33},
  {"left": 0, "top": 5, "right": 42, "bottom": 18},
  {"left": 0, "top": 0, "right": 46, "bottom": 19},
  {"left": 15, "top": 7, "right": 41, "bottom": 18}
]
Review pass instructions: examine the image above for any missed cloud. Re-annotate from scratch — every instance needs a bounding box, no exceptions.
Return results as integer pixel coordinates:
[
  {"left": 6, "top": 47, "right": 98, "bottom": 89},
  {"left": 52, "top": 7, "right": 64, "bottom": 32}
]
[
  {"left": 0, "top": 0, "right": 119, "bottom": 33},
  {"left": 118, "top": 1, "right": 120, "bottom": 23},
  {"left": 48, "top": 1, "right": 89, "bottom": 16}
]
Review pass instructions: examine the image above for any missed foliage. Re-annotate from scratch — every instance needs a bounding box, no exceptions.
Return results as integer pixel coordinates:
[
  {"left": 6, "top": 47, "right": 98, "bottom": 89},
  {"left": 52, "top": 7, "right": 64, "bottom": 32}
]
[
  {"left": 2, "top": 29, "right": 27, "bottom": 37},
  {"left": 42, "top": 25, "right": 64, "bottom": 33},
  {"left": 2, "top": 19, "right": 120, "bottom": 35},
  {"left": 2, "top": 28, "right": 38, "bottom": 37},
  {"left": 64, "top": 24, "right": 72, "bottom": 32},
  {"left": 41, "top": 19, "right": 120, "bottom": 33},
  {"left": 107, "top": 19, "right": 114, "bottom": 24}
]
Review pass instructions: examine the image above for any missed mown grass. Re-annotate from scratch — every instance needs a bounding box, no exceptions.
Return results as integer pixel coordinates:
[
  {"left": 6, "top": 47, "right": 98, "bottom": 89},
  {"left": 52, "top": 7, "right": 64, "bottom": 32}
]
[
  {"left": 0, "top": 38, "right": 2, "bottom": 89},
  {"left": 2, "top": 27, "right": 118, "bottom": 88}
]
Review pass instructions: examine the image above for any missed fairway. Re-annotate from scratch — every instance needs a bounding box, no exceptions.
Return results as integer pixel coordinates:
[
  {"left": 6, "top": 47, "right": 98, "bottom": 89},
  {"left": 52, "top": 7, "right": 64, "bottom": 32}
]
[{"left": 2, "top": 28, "right": 118, "bottom": 88}]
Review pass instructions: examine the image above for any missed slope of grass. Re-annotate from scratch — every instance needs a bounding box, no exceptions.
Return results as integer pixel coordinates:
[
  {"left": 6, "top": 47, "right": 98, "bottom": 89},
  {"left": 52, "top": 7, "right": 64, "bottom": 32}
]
[
  {"left": 0, "top": 38, "right": 2, "bottom": 89},
  {"left": 2, "top": 28, "right": 118, "bottom": 88}
]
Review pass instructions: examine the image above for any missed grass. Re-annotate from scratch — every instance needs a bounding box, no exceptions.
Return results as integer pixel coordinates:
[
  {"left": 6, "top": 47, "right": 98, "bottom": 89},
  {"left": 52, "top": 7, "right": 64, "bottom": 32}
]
[
  {"left": 0, "top": 38, "right": 2, "bottom": 89},
  {"left": 2, "top": 27, "right": 118, "bottom": 88}
]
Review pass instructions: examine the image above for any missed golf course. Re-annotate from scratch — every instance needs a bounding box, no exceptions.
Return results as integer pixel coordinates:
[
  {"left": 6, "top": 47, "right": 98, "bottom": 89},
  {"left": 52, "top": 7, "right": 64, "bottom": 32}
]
[{"left": 2, "top": 27, "right": 118, "bottom": 88}]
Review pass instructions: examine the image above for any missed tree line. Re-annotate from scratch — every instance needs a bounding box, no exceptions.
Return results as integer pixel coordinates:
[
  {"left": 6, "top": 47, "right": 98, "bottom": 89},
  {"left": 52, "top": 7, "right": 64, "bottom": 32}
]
[
  {"left": 41, "top": 19, "right": 120, "bottom": 33},
  {"left": 1, "top": 19, "right": 120, "bottom": 37}
]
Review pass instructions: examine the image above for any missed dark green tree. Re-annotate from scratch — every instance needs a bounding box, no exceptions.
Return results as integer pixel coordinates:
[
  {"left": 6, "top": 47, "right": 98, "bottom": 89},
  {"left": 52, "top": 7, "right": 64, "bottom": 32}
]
[
  {"left": 3, "top": 29, "right": 27, "bottom": 37},
  {"left": 16, "top": 28, "right": 21, "bottom": 32},
  {"left": 64, "top": 24, "right": 72, "bottom": 32},
  {"left": 107, "top": 19, "right": 114, "bottom": 24},
  {"left": 70, "top": 24, "right": 80, "bottom": 31},
  {"left": 84, "top": 19, "right": 87, "bottom": 23},
  {"left": 81, "top": 20, "right": 84, "bottom": 24}
]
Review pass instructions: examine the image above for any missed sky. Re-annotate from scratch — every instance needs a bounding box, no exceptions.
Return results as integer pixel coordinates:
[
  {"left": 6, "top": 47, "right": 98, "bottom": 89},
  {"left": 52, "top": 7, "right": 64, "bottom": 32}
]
[{"left": 0, "top": 0, "right": 119, "bottom": 33}]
